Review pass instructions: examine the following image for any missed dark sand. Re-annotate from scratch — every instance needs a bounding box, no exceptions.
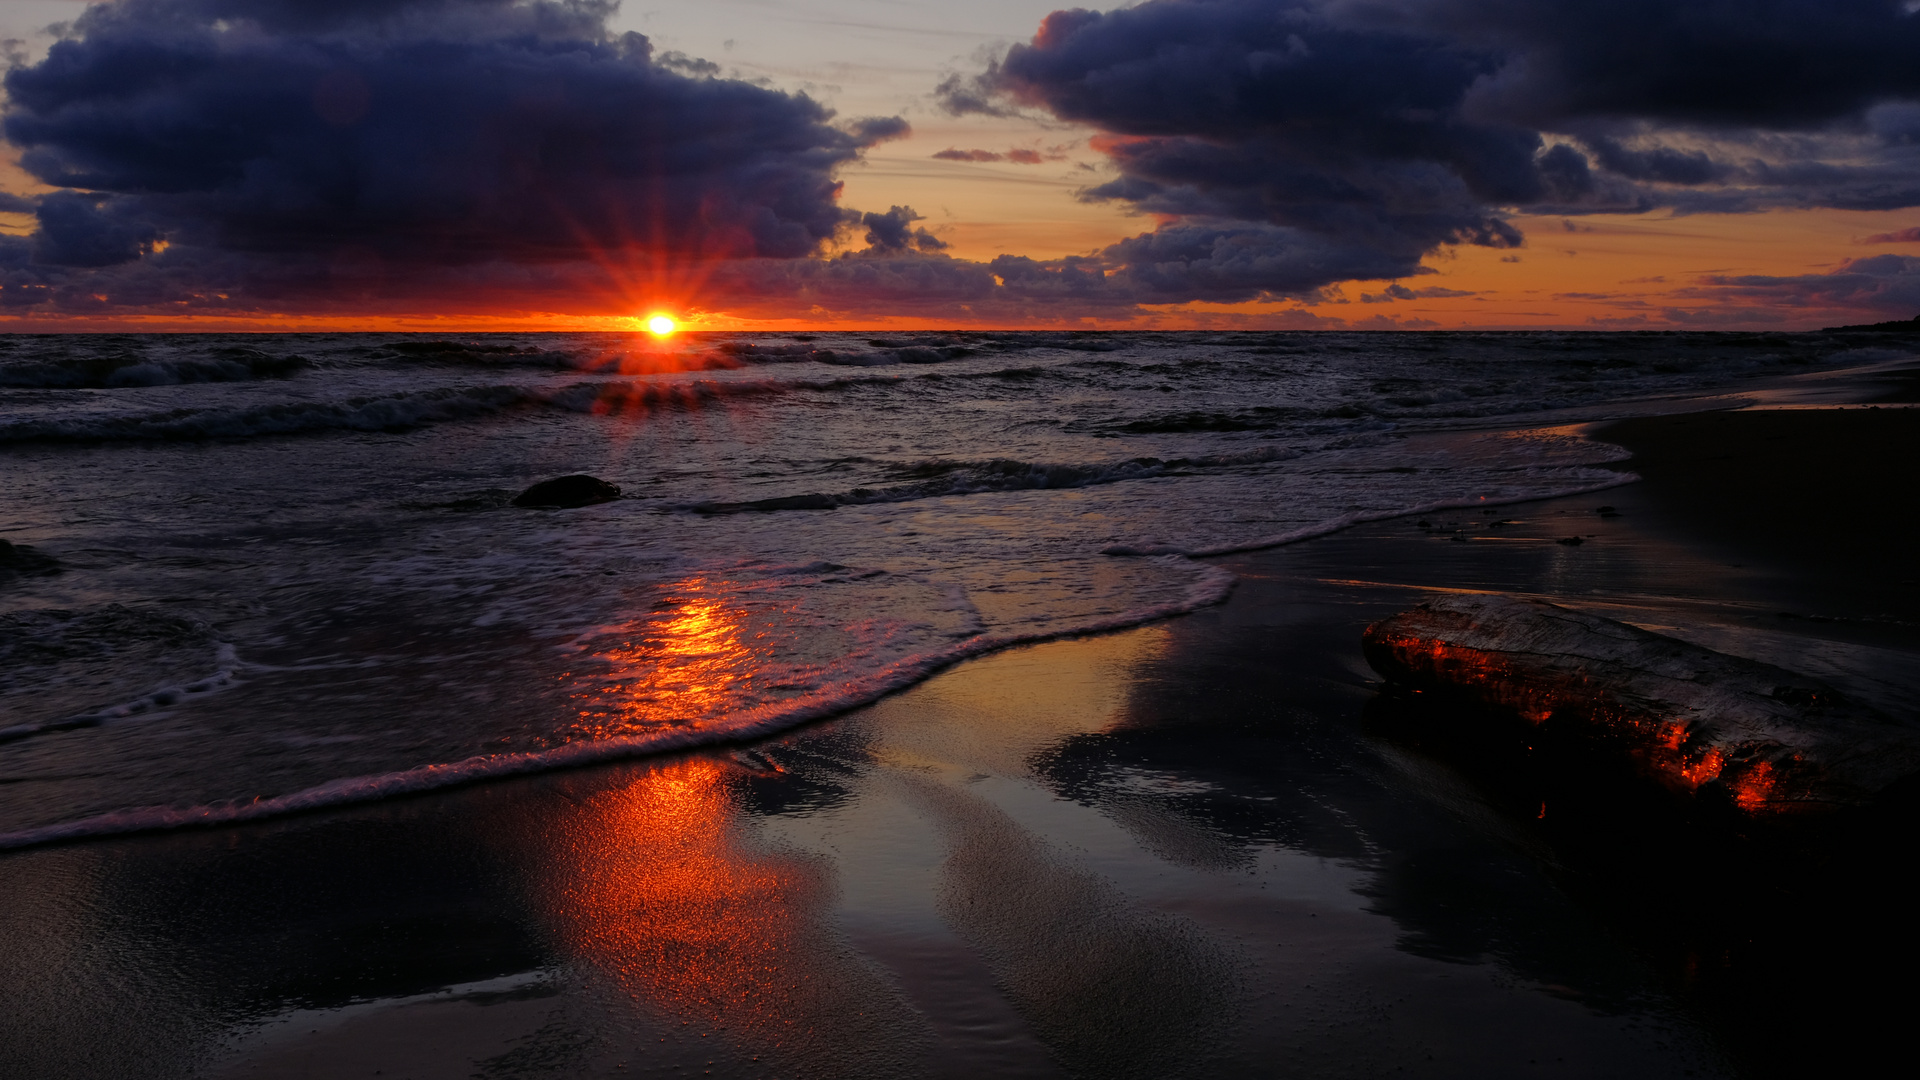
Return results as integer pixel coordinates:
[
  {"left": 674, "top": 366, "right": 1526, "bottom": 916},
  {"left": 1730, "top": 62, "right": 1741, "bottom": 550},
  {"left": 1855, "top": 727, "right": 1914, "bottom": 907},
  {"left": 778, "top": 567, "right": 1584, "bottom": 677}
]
[
  {"left": 1, "top": 407, "right": 1915, "bottom": 1080},
  {"left": 1594, "top": 407, "right": 1920, "bottom": 616}
]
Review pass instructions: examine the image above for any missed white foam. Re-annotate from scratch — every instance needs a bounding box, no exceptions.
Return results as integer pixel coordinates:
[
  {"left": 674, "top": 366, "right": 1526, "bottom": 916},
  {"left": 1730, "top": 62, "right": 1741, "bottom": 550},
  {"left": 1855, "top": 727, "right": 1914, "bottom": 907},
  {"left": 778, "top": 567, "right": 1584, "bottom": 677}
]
[
  {"left": 0, "top": 562, "right": 1234, "bottom": 851},
  {"left": 1103, "top": 475, "right": 1641, "bottom": 558},
  {"left": 0, "top": 645, "right": 241, "bottom": 746}
]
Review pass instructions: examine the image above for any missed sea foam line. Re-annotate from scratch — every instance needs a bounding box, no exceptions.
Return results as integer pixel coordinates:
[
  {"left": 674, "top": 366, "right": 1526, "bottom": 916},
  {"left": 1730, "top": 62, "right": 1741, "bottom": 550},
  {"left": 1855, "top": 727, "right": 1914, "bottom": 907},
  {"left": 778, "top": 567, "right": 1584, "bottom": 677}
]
[
  {"left": 0, "top": 562, "right": 1236, "bottom": 852},
  {"left": 1100, "top": 475, "right": 1640, "bottom": 557},
  {"left": 0, "top": 645, "right": 241, "bottom": 747},
  {"left": 0, "top": 473, "right": 1640, "bottom": 852}
]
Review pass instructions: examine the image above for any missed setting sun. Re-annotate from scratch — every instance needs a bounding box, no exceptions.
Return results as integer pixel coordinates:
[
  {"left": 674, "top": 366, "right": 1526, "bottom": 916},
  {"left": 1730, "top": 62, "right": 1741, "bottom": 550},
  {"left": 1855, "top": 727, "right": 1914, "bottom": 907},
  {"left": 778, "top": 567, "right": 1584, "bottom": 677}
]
[{"left": 647, "top": 314, "right": 676, "bottom": 336}]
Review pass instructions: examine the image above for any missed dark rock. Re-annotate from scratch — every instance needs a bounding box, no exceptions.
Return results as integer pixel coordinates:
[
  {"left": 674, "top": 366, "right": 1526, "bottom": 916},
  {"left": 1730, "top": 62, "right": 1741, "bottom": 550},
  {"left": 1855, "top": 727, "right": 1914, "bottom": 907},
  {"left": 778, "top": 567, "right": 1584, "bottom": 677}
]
[
  {"left": 1361, "top": 594, "right": 1920, "bottom": 817},
  {"left": 1556, "top": 536, "right": 1584, "bottom": 546},
  {"left": 511, "top": 475, "right": 621, "bottom": 509},
  {"left": 1594, "top": 505, "right": 1617, "bottom": 514},
  {"left": 0, "top": 539, "right": 61, "bottom": 580}
]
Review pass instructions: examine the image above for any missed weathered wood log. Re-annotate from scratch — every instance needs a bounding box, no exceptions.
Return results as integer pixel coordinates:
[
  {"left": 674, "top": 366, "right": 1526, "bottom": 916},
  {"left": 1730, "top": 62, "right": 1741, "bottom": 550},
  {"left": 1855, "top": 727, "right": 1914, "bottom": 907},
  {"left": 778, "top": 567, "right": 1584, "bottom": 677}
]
[{"left": 1362, "top": 595, "right": 1920, "bottom": 817}]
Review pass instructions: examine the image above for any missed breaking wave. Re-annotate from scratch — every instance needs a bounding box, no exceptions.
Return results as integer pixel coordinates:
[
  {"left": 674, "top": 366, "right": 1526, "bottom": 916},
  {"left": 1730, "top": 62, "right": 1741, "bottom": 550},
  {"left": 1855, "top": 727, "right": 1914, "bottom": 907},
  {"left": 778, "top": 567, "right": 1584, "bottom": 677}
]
[
  {"left": 681, "top": 446, "right": 1312, "bottom": 514},
  {"left": 0, "top": 375, "right": 868, "bottom": 443},
  {"left": 0, "top": 562, "right": 1237, "bottom": 851},
  {"left": 0, "top": 347, "right": 309, "bottom": 388}
]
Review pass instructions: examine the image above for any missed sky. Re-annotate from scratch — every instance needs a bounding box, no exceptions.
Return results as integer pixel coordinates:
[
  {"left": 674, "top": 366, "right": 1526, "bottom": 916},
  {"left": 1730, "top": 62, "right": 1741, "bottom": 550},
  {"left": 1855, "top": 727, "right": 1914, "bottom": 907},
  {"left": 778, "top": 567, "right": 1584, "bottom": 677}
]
[{"left": 2, "top": 0, "right": 1919, "bottom": 331}]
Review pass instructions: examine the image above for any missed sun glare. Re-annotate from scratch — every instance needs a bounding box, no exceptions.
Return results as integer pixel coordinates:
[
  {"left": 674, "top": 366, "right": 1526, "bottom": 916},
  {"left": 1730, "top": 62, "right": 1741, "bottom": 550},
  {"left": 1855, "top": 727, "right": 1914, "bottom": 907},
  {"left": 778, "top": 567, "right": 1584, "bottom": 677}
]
[{"left": 646, "top": 314, "right": 677, "bottom": 336}]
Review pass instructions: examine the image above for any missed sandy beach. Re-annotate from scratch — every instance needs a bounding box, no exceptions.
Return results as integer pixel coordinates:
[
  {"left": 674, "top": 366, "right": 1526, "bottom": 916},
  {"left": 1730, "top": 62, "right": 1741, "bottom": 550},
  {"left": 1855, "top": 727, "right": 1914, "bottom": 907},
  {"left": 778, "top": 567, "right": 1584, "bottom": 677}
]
[
  {"left": 6, "top": 0, "right": 1920, "bottom": 1074},
  {"left": 1, "top": 397, "right": 1913, "bottom": 1080}
]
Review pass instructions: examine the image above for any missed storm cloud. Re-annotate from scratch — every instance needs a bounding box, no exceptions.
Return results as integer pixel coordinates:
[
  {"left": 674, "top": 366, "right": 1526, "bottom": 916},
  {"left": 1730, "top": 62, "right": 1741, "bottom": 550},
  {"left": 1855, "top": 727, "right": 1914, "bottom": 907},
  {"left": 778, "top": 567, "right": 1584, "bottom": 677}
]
[
  {"left": 934, "top": 0, "right": 1920, "bottom": 306},
  {"left": 0, "top": 0, "right": 906, "bottom": 313},
  {"left": 9, "top": 0, "right": 1920, "bottom": 320}
]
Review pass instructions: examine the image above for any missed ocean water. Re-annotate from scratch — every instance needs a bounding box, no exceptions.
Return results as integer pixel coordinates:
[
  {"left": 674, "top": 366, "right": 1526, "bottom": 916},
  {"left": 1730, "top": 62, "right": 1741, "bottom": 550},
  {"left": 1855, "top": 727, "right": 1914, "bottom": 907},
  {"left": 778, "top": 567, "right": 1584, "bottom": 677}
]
[{"left": 0, "top": 329, "right": 1878, "bottom": 847}]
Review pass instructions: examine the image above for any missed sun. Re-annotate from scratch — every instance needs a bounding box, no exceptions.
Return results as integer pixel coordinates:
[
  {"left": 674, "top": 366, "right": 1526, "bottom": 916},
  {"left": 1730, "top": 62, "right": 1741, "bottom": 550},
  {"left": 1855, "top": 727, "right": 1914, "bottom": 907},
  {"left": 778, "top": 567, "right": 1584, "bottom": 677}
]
[{"left": 646, "top": 313, "right": 677, "bottom": 336}]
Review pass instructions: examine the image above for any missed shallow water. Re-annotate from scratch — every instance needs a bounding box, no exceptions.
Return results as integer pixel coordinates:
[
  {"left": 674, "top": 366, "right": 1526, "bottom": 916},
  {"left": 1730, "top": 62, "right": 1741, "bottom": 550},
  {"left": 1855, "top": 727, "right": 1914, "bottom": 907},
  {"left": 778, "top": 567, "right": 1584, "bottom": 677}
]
[
  {"left": 0, "top": 501, "right": 1758, "bottom": 1080},
  {"left": 0, "top": 329, "right": 1884, "bottom": 843}
]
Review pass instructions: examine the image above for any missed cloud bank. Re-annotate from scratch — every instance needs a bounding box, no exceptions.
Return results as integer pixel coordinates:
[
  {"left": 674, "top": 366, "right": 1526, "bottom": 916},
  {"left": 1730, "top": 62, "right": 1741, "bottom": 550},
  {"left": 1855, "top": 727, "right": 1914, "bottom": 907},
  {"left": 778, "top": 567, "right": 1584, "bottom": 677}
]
[
  {"left": 0, "top": 0, "right": 906, "bottom": 315},
  {"left": 927, "top": 0, "right": 1920, "bottom": 313},
  {"left": 6, "top": 0, "right": 1920, "bottom": 322}
]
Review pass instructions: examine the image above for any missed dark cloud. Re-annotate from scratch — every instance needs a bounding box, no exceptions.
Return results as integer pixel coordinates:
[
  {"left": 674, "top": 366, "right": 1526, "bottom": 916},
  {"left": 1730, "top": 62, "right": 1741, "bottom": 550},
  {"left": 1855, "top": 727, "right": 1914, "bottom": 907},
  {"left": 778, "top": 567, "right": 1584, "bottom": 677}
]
[
  {"left": 1677, "top": 253, "right": 1920, "bottom": 315},
  {"left": 990, "top": 222, "right": 1425, "bottom": 305},
  {"left": 1580, "top": 136, "right": 1729, "bottom": 186},
  {"left": 859, "top": 206, "right": 947, "bottom": 253},
  {"left": 931, "top": 147, "right": 1051, "bottom": 164},
  {"left": 1861, "top": 226, "right": 1920, "bottom": 244},
  {"left": 29, "top": 193, "right": 163, "bottom": 268},
  {"left": 1359, "top": 283, "right": 1476, "bottom": 302},
  {"left": 717, "top": 221, "right": 1418, "bottom": 315},
  {"left": 932, "top": 0, "right": 1920, "bottom": 308},
  {"left": 1423, "top": 0, "right": 1920, "bottom": 129},
  {"left": 844, "top": 115, "right": 912, "bottom": 146},
  {"left": 933, "top": 148, "right": 1008, "bottom": 163},
  {"left": 12, "top": 0, "right": 1920, "bottom": 322},
  {"left": 0, "top": 0, "right": 906, "bottom": 312}
]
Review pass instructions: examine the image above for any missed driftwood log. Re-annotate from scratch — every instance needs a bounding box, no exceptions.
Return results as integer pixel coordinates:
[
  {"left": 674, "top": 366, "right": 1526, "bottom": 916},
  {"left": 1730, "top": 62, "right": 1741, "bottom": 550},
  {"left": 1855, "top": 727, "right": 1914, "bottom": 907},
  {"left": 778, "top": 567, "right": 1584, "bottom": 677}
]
[{"left": 1362, "top": 595, "right": 1920, "bottom": 818}]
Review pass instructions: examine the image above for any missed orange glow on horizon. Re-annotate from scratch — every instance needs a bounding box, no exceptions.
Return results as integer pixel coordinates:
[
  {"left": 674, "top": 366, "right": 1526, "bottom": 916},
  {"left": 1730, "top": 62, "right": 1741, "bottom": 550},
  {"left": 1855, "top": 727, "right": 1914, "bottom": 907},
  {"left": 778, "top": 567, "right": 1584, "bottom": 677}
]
[{"left": 6, "top": 205, "right": 1917, "bottom": 331}]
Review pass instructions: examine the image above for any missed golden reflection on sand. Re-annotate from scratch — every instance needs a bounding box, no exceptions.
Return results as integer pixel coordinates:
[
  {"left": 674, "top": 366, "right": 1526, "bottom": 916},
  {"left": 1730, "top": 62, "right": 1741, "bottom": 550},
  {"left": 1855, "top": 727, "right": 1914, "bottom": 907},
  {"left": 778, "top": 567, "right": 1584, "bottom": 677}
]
[
  {"left": 530, "top": 758, "right": 930, "bottom": 1074},
  {"left": 543, "top": 759, "right": 812, "bottom": 1024},
  {"left": 876, "top": 627, "right": 1169, "bottom": 777}
]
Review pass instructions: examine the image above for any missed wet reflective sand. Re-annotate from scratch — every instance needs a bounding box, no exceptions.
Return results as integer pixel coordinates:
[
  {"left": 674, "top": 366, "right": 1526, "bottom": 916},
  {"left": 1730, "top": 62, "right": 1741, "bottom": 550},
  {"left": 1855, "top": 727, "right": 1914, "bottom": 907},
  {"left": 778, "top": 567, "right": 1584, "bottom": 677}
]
[{"left": 1, "top": 477, "right": 1914, "bottom": 1079}]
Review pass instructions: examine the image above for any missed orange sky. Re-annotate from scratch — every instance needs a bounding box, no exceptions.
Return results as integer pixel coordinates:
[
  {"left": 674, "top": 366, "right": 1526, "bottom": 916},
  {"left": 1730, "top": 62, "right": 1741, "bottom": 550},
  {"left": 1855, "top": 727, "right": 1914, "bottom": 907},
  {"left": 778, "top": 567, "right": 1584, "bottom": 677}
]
[
  {"left": 3, "top": 1, "right": 1918, "bottom": 333},
  {"left": 4, "top": 205, "right": 1909, "bottom": 333}
]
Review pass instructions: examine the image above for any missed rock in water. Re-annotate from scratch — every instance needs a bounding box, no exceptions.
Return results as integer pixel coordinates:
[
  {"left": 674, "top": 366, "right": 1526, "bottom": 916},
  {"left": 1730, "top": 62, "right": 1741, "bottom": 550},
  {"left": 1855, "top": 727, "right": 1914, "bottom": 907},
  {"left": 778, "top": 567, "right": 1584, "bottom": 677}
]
[
  {"left": 0, "top": 539, "right": 62, "bottom": 580},
  {"left": 511, "top": 475, "right": 621, "bottom": 508},
  {"left": 1361, "top": 594, "right": 1920, "bottom": 818}
]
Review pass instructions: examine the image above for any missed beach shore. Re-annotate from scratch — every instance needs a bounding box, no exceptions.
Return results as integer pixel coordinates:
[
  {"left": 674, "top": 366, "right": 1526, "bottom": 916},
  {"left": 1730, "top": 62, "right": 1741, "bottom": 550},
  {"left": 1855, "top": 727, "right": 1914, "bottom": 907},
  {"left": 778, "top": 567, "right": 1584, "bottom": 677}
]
[
  {"left": 1594, "top": 406, "right": 1920, "bottom": 618},
  {"left": 2, "top": 404, "right": 1915, "bottom": 1080}
]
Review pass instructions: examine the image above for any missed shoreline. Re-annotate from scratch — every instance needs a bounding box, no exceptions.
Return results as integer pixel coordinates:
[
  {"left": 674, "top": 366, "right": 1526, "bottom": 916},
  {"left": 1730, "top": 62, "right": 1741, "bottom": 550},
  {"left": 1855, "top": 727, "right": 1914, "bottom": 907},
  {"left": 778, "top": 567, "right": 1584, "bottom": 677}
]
[
  {"left": 2, "top": 403, "right": 1916, "bottom": 1079},
  {"left": 1590, "top": 406, "right": 1920, "bottom": 622},
  {"left": 11, "top": 400, "right": 1912, "bottom": 855}
]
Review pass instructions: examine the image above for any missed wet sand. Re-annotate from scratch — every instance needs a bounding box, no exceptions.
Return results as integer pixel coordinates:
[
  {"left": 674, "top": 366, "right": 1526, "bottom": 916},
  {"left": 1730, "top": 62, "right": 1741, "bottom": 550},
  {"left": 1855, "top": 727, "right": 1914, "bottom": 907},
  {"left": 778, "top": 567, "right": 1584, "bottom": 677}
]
[
  {"left": 1593, "top": 407, "right": 1920, "bottom": 617},
  {"left": 2, "top": 407, "right": 1916, "bottom": 1080}
]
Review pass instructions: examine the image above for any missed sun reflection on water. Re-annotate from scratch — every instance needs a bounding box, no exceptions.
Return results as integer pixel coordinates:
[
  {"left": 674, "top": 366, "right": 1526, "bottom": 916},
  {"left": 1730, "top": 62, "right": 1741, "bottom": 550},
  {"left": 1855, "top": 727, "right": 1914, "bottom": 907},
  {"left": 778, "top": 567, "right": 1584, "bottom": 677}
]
[{"left": 569, "top": 578, "right": 770, "bottom": 739}]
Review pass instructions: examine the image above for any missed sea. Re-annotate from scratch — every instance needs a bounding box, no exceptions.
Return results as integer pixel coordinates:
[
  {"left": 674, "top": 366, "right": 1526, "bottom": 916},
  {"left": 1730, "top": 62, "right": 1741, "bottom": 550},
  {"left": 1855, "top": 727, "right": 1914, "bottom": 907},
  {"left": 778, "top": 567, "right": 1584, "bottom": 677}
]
[{"left": 0, "top": 329, "right": 1896, "bottom": 848}]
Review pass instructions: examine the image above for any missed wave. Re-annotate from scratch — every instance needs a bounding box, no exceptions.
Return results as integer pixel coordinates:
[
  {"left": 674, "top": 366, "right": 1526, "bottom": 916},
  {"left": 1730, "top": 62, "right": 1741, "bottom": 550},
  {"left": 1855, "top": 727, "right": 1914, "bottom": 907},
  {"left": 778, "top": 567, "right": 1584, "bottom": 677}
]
[
  {"left": 681, "top": 446, "right": 1311, "bottom": 514},
  {"left": 1102, "top": 407, "right": 1302, "bottom": 434},
  {"left": 0, "top": 374, "right": 876, "bottom": 443},
  {"left": 0, "top": 647, "right": 240, "bottom": 747},
  {"left": 383, "top": 340, "right": 750, "bottom": 375},
  {"left": 718, "top": 340, "right": 974, "bottom": 367},
  {"left": 0, "top": 561, "right": 1237, "bottom": 852},
  {"left": 381, "top": 340, "right": 600, "bottom": 370},
  {"left": 0, "top": 347, "right": 308, "bottom": 388},
  {"left": 0, "top": 466, "right": 1645, "bottom": 852},
  {"left": 1099, "top": 474, "right": 1640, "bottom": 557}
]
